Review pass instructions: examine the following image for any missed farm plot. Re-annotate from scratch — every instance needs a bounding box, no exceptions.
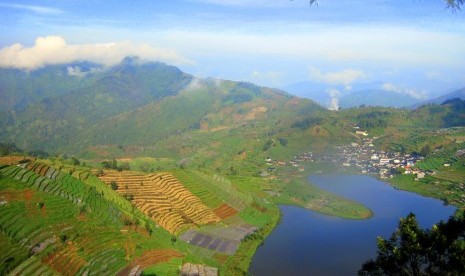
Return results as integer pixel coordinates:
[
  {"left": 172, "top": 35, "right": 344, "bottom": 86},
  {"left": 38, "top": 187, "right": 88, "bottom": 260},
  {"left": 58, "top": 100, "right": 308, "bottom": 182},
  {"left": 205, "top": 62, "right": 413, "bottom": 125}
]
[
  {"left": 416, "top": 157, "right": 447, "bottom": 171},
  {"left": 25, "top": 162, "right": 60, "bottom": 180},
  {"left": 434, "top": 170, "right": 465, "bottom": 183},
  {"left": 179, "top": 223, "right": 258, "bottom": 255},
  {"left": 116, "top": 249, "right": 184, "bottom": 276},
  {"left": 180, "top": 230, "right": 239, "bottom": 255},
  {"left": 42, "top": 241, "right": 87, "bottom": 276},
  {"left": 213, "top": 203, "right": 238, "bottom": 220},
  {"left": 0, "top": 156, "right": 30, "bottom": 165},
  {"left": 99, "top": 171, "right": 220, "bottom": 234},
  {"left": 172, "top": 170, "right": 224, "bottom": 209}
]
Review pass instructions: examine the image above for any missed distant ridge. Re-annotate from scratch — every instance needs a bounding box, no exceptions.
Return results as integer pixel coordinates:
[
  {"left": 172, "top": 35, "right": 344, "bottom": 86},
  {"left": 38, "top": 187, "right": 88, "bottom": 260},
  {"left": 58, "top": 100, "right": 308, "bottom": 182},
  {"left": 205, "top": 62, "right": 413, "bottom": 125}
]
[
  {"left": 339, "top": 89, "right": 421, "bottom": 109},
  {"left": 411, "top": 87, "right": 465, "bottom": 109}
]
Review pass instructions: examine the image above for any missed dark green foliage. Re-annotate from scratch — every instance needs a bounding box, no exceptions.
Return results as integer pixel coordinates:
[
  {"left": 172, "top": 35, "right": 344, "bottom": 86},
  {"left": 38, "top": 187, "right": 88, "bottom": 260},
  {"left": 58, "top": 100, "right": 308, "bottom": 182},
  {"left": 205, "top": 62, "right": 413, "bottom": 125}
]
[
  {"left": 359, "top": 213, "right": 465, "bottom": 276},
  {"left": 442, "top": 98, "right": 465, "bottom": 127},
  {"left": 123, "top": 194, "right": 134, "bottom": 201},
  {"left": 0, "top": 142, "right": 20, "bottom": 156},
  {"left": 59, "top": 234, "right": 68, "bottom": 243},
  {"left": 357, "top": 111, "right": 390, "bottom": 129},
  {"left": 278, "top": 137, "right": 288, "bottom": 147},
  {"left": 102, "top": 159, "right": 118, "bottom": 170},
  {"left": 291, "top": 116, "right": 323, "bottom": 130},
  {"left": 262, "top": 139, "right": 273, "bottom": 151},
  {"left": 71, "top": 157, "right": 80, "bottom": 166},
  {"left": 420, "top": 144, "right": 432, "bottom": 157},
  {"left": 110, "top": 181, "right": 118, "bottom": 190},
  {"left": 118, "top": 162, "right": 130, "bottom": 171}
]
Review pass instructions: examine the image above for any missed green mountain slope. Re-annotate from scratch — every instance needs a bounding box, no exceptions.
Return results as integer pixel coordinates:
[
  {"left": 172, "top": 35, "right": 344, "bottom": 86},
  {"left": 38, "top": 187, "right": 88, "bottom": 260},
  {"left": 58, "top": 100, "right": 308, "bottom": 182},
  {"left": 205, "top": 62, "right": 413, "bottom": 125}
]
[
  {"left": 0, "top": 58, "right": 192, "bottom": 152},
  {"left": 0, "top": 62, "right": 103, "bottom": 111}
]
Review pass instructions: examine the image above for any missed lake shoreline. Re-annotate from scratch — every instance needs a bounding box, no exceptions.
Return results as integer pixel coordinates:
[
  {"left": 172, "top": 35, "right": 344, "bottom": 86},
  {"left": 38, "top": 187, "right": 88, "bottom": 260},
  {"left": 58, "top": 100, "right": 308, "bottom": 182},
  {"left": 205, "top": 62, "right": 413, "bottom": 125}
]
[{"left": 249, "top": 174, "right": 456, "bottom": 276}]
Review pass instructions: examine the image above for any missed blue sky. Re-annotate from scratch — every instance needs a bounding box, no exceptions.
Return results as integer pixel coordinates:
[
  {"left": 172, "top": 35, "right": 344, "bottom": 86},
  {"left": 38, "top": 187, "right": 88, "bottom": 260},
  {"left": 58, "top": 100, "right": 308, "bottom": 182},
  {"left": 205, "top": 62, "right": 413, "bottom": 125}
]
[{"left": 1, "top": 0, "right": 464, "bottom": 99}]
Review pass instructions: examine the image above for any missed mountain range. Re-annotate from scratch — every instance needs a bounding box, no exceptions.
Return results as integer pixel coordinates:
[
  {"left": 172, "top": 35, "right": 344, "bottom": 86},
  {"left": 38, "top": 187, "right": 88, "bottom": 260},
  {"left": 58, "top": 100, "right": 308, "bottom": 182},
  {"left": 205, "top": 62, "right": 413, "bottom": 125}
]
[
  {"left": 410, "top": 87, "right": 465, "bottom": 109},
  {"left": 283, "top": 81, "right": 465, "bottom": 109},
  {"left": 1, "top": 57, "right": 464, "bottom": 161}
]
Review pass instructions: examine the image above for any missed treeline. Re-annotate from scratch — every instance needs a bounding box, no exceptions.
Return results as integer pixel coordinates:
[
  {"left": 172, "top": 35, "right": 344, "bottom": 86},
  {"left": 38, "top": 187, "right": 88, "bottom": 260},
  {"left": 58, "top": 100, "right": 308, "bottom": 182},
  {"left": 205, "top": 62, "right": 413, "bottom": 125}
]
[
  {"left": 442, "top": 98, "right": 465, "bottom": 127},
  {"left": 0, "top": 142, "right": 49, "bottom": 158},
  {"left": 291, "top": 116, "right": 324, "bottom": 130},
  {"left": 357, "top": 111, "right": 390, "bottom": 129},
  {"left": 101, "top": 159, "right": 130, "bottom": 171}
]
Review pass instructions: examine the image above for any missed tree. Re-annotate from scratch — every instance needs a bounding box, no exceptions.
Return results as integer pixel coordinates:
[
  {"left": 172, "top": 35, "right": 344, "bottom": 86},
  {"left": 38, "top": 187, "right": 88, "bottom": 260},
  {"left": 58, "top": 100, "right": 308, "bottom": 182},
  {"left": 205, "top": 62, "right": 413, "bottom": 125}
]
[
  {"left": 70, "top": 157, "right": 80, "bottom": 166},
  {"left": 445, "top": 0, "right": 465, "bottom": 10},
  {"left": 359, "top": 213, "right": 465, "bottom": 275},
  {"left": 110, "top": 181, "right": 118, "bottom": 190},
  {"left": 420, "top": 144, "right": 432, "bottom": 157},
  {"left": 298, "top": 0, "right": 464, "bottom": 11}
]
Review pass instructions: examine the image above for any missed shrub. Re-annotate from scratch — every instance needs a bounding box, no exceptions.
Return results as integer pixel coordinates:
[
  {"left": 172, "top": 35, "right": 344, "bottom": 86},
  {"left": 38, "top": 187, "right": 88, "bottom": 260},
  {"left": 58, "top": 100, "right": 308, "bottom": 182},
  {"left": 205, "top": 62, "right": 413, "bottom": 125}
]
[{"left": 110, "top": 181, "right": 118, "bottom": 190}]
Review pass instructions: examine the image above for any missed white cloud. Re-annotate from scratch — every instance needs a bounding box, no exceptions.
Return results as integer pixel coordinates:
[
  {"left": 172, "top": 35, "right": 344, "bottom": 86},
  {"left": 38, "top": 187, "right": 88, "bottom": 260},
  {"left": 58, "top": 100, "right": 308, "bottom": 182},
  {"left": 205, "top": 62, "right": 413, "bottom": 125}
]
[
  {"left": 0, "top": 36, "right": 192, "bottom": 70},
  {"left": 66, "top": 66, "right": 102, "bottom": 77},
  {"left": 0, "top": 3, "right": 63, "bottom": 15},
  {"left": 67, "top": 66, "right": 86, "bottom": 77},
  {"left": 185, "top": 78, "right": 206, "bottom": 90},
  {"left": 309, "top": 67, "right": 366, "bottom": 85},
  {"left": 381, "top": 83, "right": 427, "bottom": 99},
  {"left": 327, "top": 88, "right": 340, "bottom": 111}
]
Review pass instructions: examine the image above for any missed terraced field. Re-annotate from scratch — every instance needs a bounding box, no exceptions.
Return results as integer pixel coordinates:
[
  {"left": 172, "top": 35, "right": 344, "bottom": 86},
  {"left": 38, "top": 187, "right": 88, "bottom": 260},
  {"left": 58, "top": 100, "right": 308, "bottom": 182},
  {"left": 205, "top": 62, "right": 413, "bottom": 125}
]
[
  {"left": 416, "top": 157, "right": 447, "bottom": 171},
  {"left": 0, "top": 156, "right": 30, "bottom": 165},
  {"left": 99, "top": 171, "right": 221, "bottom": 234},
  {"left": 0, "top": 163, "right": 181, "bottom": 275},
  {"left": 173, "top": 170, "right": 249, "bottom": 211},
  {"left": 213, "top": 203, "right": 238, "bottom": 220},
  {"left": 117, "top": 249, "right": 184, "bottom": 276},
  {"left": 434, "top": 170, "right": 465, "bottom": 183}
]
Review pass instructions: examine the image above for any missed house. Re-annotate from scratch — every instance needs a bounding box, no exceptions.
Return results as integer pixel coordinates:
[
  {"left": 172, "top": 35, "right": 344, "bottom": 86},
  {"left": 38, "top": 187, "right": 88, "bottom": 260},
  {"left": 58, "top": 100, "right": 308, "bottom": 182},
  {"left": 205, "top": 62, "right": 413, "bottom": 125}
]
[{"left": 416, "top": 172, "right": 425, "bottom": 179}]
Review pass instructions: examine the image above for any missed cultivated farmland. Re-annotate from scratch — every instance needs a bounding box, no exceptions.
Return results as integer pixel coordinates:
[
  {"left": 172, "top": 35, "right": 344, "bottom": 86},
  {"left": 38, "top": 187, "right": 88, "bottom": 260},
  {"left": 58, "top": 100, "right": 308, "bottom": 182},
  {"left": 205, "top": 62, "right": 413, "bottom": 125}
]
[{"left": 99, "top": 171, "right": 221, "bottom": 234}]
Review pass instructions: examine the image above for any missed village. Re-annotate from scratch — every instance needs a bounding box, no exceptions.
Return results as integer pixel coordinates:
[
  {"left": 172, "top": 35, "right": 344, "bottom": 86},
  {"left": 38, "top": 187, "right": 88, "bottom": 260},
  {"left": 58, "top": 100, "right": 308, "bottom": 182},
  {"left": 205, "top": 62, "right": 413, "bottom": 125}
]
[{"left": 265, "top": 129, "right": 431, "bottom": 181}]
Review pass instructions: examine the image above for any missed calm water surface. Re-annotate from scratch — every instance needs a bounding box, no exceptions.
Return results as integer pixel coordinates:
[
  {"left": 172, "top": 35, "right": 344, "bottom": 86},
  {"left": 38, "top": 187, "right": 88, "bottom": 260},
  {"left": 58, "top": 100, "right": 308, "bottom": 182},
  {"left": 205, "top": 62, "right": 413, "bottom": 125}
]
[{"left": 249, "top": 175, "right": 456, "bottom": 276}]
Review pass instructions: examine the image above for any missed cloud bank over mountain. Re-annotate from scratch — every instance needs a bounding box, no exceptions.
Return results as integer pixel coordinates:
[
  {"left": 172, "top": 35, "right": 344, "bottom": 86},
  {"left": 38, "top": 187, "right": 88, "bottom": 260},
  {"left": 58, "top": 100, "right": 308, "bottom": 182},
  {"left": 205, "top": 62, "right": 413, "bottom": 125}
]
[{"left": 0, "top": 36, "right": 191, "bottom": 70}]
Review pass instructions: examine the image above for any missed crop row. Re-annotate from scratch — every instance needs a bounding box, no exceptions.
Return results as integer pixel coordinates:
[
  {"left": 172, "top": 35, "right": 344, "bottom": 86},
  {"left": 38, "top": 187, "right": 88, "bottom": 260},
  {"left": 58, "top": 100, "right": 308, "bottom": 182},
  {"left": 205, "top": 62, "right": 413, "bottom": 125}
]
[
  {"left": 213, "top": 203, "right": 238, "bottom": 220},
  {"left": 0, "top": 167, "right": 151, "bottom": 275},
  {"left": 1, "top": 165, "right": 126, "bottom": 226},
  {"left": 171, "top": 170, "right": 224, "bottom": 209},
  {"left": 99, "top": 171, "right": 220, "bottom": 234},
  {"left": 416, "top": 157, "right": 446, "bottom": 171},
  {"left": 7, "top": 255, "right": 56, "bottom": 276}
]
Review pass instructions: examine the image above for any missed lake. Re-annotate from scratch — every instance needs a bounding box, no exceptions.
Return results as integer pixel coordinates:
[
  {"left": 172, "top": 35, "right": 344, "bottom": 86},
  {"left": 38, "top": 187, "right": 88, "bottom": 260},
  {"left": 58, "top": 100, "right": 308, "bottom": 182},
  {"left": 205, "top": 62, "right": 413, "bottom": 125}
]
[{"left": 249, "top": 175, "right": 456, "bottom": 276}]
